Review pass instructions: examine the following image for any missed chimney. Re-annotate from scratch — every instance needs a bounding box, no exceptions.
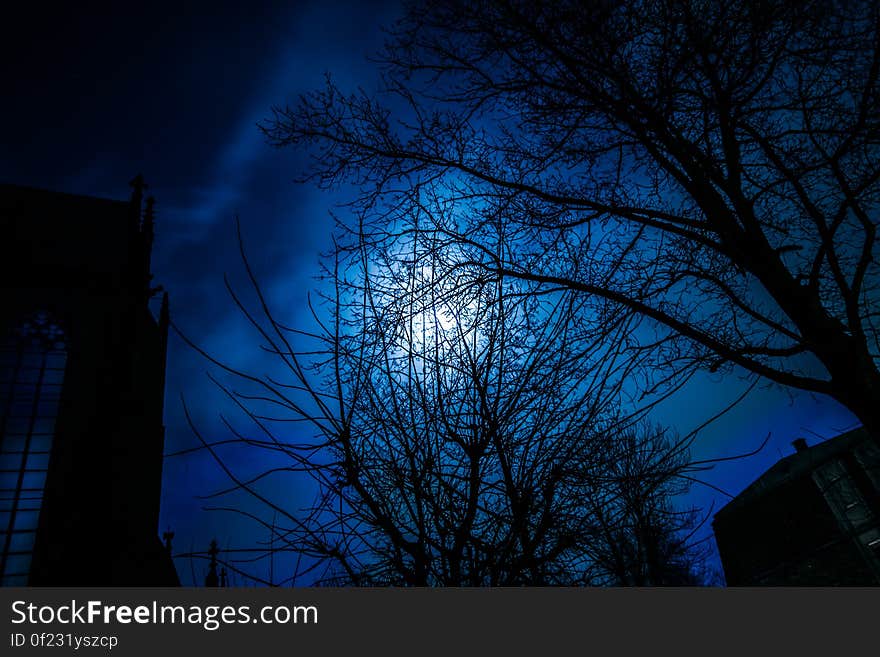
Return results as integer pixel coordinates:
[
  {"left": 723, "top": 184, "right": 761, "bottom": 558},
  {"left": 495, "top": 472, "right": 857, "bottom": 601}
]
[{"left": 792, "top": 438, "right": 808, "bottom": 453}]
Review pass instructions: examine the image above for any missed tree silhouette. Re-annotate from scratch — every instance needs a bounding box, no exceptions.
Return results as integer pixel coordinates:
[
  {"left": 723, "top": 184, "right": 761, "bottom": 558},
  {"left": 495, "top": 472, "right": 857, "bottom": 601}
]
[
  {"left": 261, "top": 0, "right": 880, "bottom": 435},
  {"left": 580, "top": 424, "right": 717, "bottom": 586},
  {"left": 180, "top": 225, "right": 714, "bottom": 585}
]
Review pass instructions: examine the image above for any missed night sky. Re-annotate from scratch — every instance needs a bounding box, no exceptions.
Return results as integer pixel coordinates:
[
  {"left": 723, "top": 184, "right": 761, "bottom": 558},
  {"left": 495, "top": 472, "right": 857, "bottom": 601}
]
[{"left": 1, "top": 1, "right": 860, "bottom": 584}]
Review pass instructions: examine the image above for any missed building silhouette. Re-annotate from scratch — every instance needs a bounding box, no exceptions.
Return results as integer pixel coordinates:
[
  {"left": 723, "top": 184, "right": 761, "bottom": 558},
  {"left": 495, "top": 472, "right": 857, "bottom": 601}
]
[
  {"left": 713, "top": 428, "right": 880, "bottom": 585},
  {"left": 0, "top": 177, "right": 179, "bottom": 585}
]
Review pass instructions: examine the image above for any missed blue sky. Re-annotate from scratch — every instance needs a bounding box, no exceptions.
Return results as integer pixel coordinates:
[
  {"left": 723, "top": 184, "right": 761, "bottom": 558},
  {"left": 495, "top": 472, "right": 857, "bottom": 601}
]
[{"left": 1, "top": 1, "right": 859, "bottom": 584}]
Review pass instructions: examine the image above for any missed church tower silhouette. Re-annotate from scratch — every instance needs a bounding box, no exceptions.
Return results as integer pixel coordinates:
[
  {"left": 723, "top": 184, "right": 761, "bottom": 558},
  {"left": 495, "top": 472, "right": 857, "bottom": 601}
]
[{"left": 0, "top": 176, "right": 179, "bottom": 585}]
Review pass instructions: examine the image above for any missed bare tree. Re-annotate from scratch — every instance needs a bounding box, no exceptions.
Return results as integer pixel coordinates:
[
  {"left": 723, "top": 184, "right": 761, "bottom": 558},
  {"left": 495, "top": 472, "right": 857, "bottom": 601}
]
[
  {"left": 180, "top": 224, "right": 713, "bottom": 585},
  {"left": 579, "top": 424, "right": 718, "bottom": 586},
  {"left": 261, "top": 0, "right": 880, "bottom": 435}
]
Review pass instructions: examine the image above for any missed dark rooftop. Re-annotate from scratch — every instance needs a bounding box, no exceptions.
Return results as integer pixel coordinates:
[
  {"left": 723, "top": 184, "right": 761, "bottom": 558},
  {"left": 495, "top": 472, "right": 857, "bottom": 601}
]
[{"left": 714, "top": 427, "right": 873, "bottom": 520}]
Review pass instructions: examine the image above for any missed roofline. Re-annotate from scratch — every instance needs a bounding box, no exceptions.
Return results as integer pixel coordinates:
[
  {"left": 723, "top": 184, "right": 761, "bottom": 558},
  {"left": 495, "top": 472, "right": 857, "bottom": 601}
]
[
  {"left": 0, "top": 182, "right": 129, "bottom": 208},
  {"left": 713, "top": 426, "right": 871, "bottom": 522}
]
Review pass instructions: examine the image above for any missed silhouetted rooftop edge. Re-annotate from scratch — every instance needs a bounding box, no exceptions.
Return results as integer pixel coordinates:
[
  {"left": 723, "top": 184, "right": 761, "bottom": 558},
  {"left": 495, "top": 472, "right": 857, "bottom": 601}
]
[
  {"left": 0, "top": 182, "right": 129, "bottom": 210},
  {"left": 714, "top": 427, "right": 872, "bottom": 520}
]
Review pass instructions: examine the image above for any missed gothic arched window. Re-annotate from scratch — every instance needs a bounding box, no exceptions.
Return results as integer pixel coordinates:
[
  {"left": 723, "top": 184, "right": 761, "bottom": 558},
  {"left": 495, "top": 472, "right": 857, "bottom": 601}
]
[{"left": 0, "top": 311, "right": 67, "bottom": 586}]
